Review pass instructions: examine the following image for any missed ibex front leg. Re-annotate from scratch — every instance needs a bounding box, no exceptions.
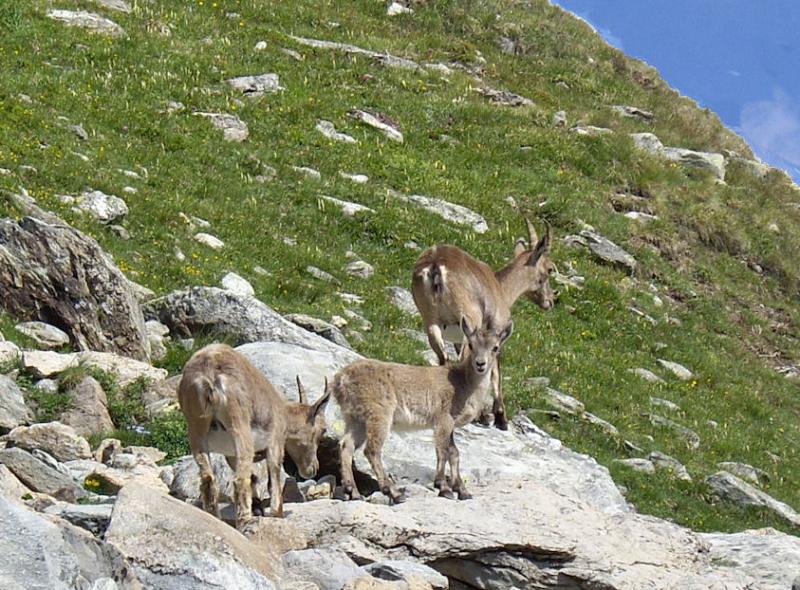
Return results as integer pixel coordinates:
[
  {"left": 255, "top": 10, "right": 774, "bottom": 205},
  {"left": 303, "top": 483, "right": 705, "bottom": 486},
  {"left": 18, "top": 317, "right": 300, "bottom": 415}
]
[
  {"left": 447, "top": 431, "right": 471, "bottom": 500},
  {"left": 491, "top": 357, "right": 508, "bottom": 430},
  {"left": 433, "top": 416, "right": 457, "bottom": 500}
]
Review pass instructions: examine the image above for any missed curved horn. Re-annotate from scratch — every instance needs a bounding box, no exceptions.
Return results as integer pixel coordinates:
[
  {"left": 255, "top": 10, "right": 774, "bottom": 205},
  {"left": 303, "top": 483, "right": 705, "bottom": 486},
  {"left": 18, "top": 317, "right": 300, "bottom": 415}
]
[
  {"left": 296, "top": 375, "right": 308, "bottom": 405},
  {"left": 525, "top": 217, "right": 538, "bottom": 248}
]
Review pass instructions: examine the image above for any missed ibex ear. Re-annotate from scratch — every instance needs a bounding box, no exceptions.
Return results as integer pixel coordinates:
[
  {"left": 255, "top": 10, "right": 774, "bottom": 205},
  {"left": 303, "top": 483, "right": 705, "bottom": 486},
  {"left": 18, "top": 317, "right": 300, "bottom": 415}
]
[
  {"left": 309, "top": 381, "right": 331, "bottom": 422},
  {"left": 499, "top": 320, "right": 514, "bottom": 345},
  {"left": 527, "top": 223, "right": 552, "bottom": 266},
  {"left": 460, "top": 315, "right": 476, "bottom": 338}
]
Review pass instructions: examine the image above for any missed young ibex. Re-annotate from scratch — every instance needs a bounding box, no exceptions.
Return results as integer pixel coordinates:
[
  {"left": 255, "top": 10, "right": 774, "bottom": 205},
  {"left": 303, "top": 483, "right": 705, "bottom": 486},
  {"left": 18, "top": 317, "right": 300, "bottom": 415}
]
[
  {"left": 178, "top": 343, "right": 331, "bottom": 529},
  {"left": 333, "top": 316, "right": 512, "bottom": 503},
  {"left": 411, "top": 218, "right": 554, "bottom": 430}
]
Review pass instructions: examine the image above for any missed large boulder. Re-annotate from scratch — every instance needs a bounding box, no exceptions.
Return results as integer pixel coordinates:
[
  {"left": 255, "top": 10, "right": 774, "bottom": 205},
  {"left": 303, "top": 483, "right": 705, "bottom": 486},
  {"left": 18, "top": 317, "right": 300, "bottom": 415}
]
[
  {"left": 0, "top": 496, "right": 139, "bottom": 589},
  {"left": 145, "top": 287, "right": 361, "bottom": 363},
  {"left": 59, "top": 376, "right": 115, "bottom": 437},
  {"left": 105, "top": 483, "right": 280, "bottom": 589},
  {"left": 0, "top": 216, "right": 150, "bottom": 361},
  {"left": 5, "top": 422, "right": 91, "bottom": 462},
  {"left": 22, "top": 350, "right": 167, "bottom": 386},
  {"left": 0, "top": 447, "right": 87, "bottom": 501},
  {"left": 0, "top": 374, "right": 33, "bottom": 433}
]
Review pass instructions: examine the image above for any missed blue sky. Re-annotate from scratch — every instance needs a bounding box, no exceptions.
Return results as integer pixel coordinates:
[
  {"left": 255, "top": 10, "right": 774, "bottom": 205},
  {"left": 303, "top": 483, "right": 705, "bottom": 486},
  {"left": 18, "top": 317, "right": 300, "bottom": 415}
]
[{"left": 552, "top": 0, "right": 800, "bottom": 182}]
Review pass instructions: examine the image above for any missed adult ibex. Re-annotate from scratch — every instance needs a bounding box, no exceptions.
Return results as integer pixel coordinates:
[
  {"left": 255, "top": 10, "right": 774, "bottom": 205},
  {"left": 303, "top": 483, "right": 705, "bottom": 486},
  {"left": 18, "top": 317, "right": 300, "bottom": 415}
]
[
  {"left": 333, "top": 316, "right": 513, "bottom": 503},
  {"left": 411, "top": 218, "right": 554, "bottom": 429},
  {"left": 179, "top": 343, "right": 330, "bottom": 529}
]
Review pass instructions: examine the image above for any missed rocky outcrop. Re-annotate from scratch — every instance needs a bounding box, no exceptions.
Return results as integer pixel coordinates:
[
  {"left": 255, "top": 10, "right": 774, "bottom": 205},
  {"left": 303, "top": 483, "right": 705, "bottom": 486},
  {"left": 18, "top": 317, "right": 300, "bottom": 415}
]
[
  {"left": 5, "top": 422, "right": 92, "bottom": 462},
  {"left": 59, "top": 376, "right": 115, "bottom": 437},
  {"left": 631, "top": 132, "right": 726, "bottom": 180},
  {"left": 706, "top": 471, "right": 800, "bottom": 526},
  {"left": 0, "top": 216, "right": 151, "bottom": 361},
  {"left": 0, "top": 375, "right": 33, "bottom": 433}
]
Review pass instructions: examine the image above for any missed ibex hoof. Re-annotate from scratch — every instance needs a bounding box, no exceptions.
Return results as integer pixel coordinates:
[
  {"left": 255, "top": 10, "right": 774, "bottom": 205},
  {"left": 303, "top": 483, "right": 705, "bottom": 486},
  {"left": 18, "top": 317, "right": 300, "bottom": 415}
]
[
  {"left": 457, "top": 490, "right": 473, "bottom": 500},
  {"left": 391, "top": 492, "right": 408, "bottom": 504},
  {"left": 438, "top": 489, "right": 456, "bottom": 500},
  {"left": 477, "top": 413, "right": 493, "bottom": 427},
  {"left": 494, "top": 413, "right": 509, "bottom": 431},
  {"left": 269, "top": 507, "right": 285, "bottom": 518}
]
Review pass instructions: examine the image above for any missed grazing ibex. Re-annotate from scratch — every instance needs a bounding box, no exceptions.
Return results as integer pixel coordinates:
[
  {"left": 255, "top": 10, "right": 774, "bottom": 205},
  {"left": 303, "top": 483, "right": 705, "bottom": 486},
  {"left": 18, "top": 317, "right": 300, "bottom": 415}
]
[
  {"left": 178, "top": 343, "right": 331, "bottom": 529},
  {"left": 333, "top": 316, "right": 512, "bottom": 503},
  {"left": 411, "top": 218, "right": 554, "bottom": 430}
]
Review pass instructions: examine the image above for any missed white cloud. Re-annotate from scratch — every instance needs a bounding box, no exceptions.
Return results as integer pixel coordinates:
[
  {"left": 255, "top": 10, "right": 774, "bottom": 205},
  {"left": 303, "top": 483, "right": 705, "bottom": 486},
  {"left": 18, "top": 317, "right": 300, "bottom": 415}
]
[{"left": 739, "top": 88, "right": 800, "bottom": 180}]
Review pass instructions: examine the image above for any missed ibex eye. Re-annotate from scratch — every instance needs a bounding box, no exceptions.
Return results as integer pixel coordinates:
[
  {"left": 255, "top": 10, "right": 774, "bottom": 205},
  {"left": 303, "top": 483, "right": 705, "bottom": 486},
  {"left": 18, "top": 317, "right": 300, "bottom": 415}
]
[
  {"left": 492, "top": 346, "right": 499, "bottom": 353},
  {"left": 468, "top": 343, "right": 473, "bottom": 350}
]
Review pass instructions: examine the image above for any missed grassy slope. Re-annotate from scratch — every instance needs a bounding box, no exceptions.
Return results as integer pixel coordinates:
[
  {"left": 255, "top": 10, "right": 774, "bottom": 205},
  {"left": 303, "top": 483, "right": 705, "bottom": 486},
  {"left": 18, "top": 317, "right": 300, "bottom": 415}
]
[{"left": 1, "top": 0, "right": 798, "bottom": 534}]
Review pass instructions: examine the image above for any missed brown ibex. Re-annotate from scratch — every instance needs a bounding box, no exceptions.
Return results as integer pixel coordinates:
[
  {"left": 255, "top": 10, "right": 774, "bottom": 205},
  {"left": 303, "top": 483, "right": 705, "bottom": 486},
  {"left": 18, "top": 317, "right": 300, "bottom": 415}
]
[
  {"left": 332, "top": 316, "right": 512, "bottom": 503},
  {"left": 411, "top": 218, "right": 554, "bottom": 429},
  {"left": 178, "top": 343, "right": 331, "bottom": 529}
]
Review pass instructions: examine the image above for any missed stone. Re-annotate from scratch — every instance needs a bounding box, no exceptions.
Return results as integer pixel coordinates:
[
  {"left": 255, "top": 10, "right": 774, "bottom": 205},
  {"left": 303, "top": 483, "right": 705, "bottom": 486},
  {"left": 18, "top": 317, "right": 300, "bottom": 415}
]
[
  {"left": 75, "top": 190, "right": 129, "bottom": 223},
  {"left": 570, "top": 125, "right": 613, "bottom": 136},
  {"left": 339, "top": 171, "right": 369, "bottom": 184},
  {"left": 67, "top": 454, "right": 168, "bottom": 495},
  {"left": 389, "top": 190, "right": 489, "bottom": 233},
  {"left": 46, "top": 9, "right": 125, "bottom": 36},
  {"left": 93, "top": 0, "right": 131, "bottom": 12},
  {"left": 650, "top": 397, "right": 681, "bottom": 412},
  {"left": 221, "top": 271, "right": 255, "bottom": 297},
  {"left": 564, "top": 228, "right": 637, "bottom": 274},
  {"left": 289, "top": 35, "right": 421, "bottom": 71},
  {"left": 624, "top": 211, "right": 658, "bottom": 223},
  {"left": 611, "top": 105, "right": 654, "bottom": 121},
  {"left": 0, "top": 496, "right": 137, "bottom": 589},
  {"left": 386, "top": 2, "right": 413, "bottom": 16},
  {"left": 613, "top": 458, "right": 655, "bottom": 474},
  {"left": 169, "top": 453, "right": 236, "bottom": 503},
  {"left": 307, "top": 266, "right": 338, "bottom": 283},
  {"left": 284, "top": 314, "right": 352, "bottom": 350},
  {"left": 108, "top": 224, "right": 130, "bottom": 239},
  {"left": 195, "top": 112, "right": 249, "bottom": 142},
  {"left": 22, "top": 350, "right": 166, "bottom": 387},
  {"left": 345, "top": 260, "right": 374, "bottom": 279},
  {"left": 44, "top": 502, "right": 114, "bottom": 535},
  {"left": 0, "top": 341, "right": 20, "bottom": 365},
  {"left": 343, "top": 309, "right": 372, "bottom": 331},
  {"left": 6, "top": 422, "right": 91, "bottom": 462},
  {"left": 385, "top": 286, "right": 419, "bottom": 316},
  {"left": 145, "top": 319, "right": 169, "bottom": 338},
  {"left": 630, "top": 132, "right": 664, "bottom": 154},
  {"left": 582, "top": 412, "right": 619, "bottom": 436},
  {"left": 0, "top": 375, "right": 33, "bottom": 433},
  {"left": 0, "top": 448, "right": 87, "bottom": 500},
  {"left": 630, "top": 368, "right": 665, "bottom": 384},
  {"left": 60, "top": 376, "right": 115, "bottom": 437},
  {"left": 648, "top": 451, "right": 692, "bottom": 481},
  {"left": 0, "top": 215, "right": 150, "bottom": 360},
  {"left": 706, "top": 472, "right": 800, "bottom": 526},
  {"left": 226, "top": 73, "right": 284, "bottom": 95},
  {"left": 662, "top": 147, "right": 726, "bottom": 180},
  {"left": 146, "top": 288, "right": 363, "bottom": 365},
  {"left": 0, "top": 463, "right": 31, "bottom": 501},
  {"left": 105, "top": 483, "right": 280, "bottom": 588},
  {"left": 552, "top": 110, "right": 567, "bottom": 127},
  {"left": 543, "top": 387, "right": 584, "bottom": 415},
  {"left": 69, "top": 123, "right": 89, "bottom": 140},
  {"left": 15, "top": 321, "right": 70, "bottom": 349},
  {"left": 717, "top": 462, "right": 769, "bottom": 486},
  {"left": 194, "top": 232, "right": 225, "bottom": 249},
  {"left": 282, "top": 548, "right": 365, "bottom": 590},
  {"left": 349, "top": 109, "right": 403, "bottom": 142},
  {"left": 320, "top": 195, "right": 374, "bottom": 217},
  {"left": 293, "top": 166, "right": 322, "bottom": 180},
  {"left": 648, "top": 414, "right": 700, "bottom": 449},
  {"left": 657, "top": 359, "right": 693, "bottom": 380},
  {"left": 476, "top": 87, "right": 533, "bottom": 107},
  {"left": 316, "top": 120, "right": 358, "bottom": 144},
  {"left": 364, "top": 560, "right": 448, "bottom": 589}
]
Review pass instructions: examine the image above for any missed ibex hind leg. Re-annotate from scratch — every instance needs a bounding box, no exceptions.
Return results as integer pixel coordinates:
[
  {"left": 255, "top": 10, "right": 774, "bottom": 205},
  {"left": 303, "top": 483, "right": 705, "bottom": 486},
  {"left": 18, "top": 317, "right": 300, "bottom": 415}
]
[{"left": 339, "top": 425, "right": 366, "bottom": 501}]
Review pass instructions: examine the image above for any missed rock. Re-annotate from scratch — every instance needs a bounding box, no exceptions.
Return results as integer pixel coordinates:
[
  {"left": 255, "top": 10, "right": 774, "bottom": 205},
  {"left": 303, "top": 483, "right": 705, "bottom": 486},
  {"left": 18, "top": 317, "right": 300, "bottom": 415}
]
[
  {"left": 0, "top": 447, "right": 87, "bottom": 500},
  {"left": 613, "top": 458, "right": 655, "bottom": 474},
  {"left": 564, "top": 228, "right": 637, "bottom": 274},
  {"left": 624, "top": 211, "right": 658, "bottom": 223},
  {"left": 60, "top": 376, "right": 115, "bottom": 437},
  {"left": 307, "top": 266, "right": 338, "bottom": 283},
  {"left": 289, "top": 35, "right": 421, "bottom": 71},
  {"left": 570, "top": 125, "right": 613, "bottom": 136},
  {"left": 282, "top": 548, "right": 365, "bottom": 590},
  {"left": 194, "top": 232, "right": 225, "bottom": 249},
  {"left": 68, "top": 454, "right": 168, "bottom": 495},
  {"left": 15, "top": 321, "right": 70, "bottom": 349},
  {"left": 552, "top": 110, "right": 567, "bottom": 127},
  {"left": 339, "top": 172, "right": 369, "bottom": 184},
  {"left": 650, "top": 397, "right": 681, "bottom": 412},
  {"left": 630, "top": 132, "right": 664, "bottom": 154},
  {"left": 717, "top": 462, "right": 769, "bottom": 486},
  {"left": 345, "top": 260, "right": 374, "bottom": 279},
  {"left": 0, "top": 375, "right": 33, "bottom": 433},
  {"left": 22, "top": 350, "right": 166, "bottom": 386},
  {"left": 0, "top": 216, "right": 150, "bottom": 360},
  {"left": 284, "top": 314, "right": 352, "bottom": 350},
  {"left": 543, "top": 387, "right": 584, "bottom": 415},
  {"left": 145, "top": 320, "right": 169, "bottom": 339},
  {"left": 657, "top": 359, "right": 693, "bottom": 380},
  {"left": 226, "top": 73, "right": 284, "bottom": 95},
  {"left": 499, "top": 35, "right": 516, "bottom": 55},
  {"left": 629, "top": 368, "right": 666, "bottom": 384},
  {"left": 316, "top": 120, "right": 358, "bottom": 144},
  {"left": 6, "top": 422, "right": 91, "bottom": 462},
  {"left": 280, "top": 47, "right": 302, "bottom": 60},
  {"left": 0, "top": 341, "right": 20, "bottom": 365},
  {"left": 611, "top": 105, "right": 654, "bottom": 121},
  {"left": 46, "top": 9, "right": 125, "bottom": 36},
  {"left": 701, "top": 528, "right": 800, "bottom": 590},
  {"left": 364, "top": 560, "right": 448, "bottom": 589},
  {"left": 339, "top": 292, "right": 365, "bottom": 305},
  {"left": 141, "top": 374, "right": 180, "bottom": 410},
  {"left": 93, "top": 0, "right": 131, "bottom": 12},
  {"left": 582, "top": 412, "right": 619, "bottom": 436},
  {"left": 75, "top": 190, "right": 129, "bottom": 223},
  {"left": 145, "top": 287, "right": 361, "bottom": 363},
  {"left": 21, "top": 350, "right": 77, "bottom": 378},
  {"left": 105, "top": 483, "right": 280, "bottom": 588},
  {"left": 44, "top": 501, "right": 114, "bottom": 535},
  {"left": 169, "top": 453, "right": 236, "bottom": 503},
  {"left": 293, "top": 166, "right": 322, "bottom": 180},
  {"left": 648, "top": 451, "right": 692, "bottom": 481},
  {"left": 386, "top": 2, "right": 413, "bottom": 16},
  {"left": 706, "top": 472, "right": 800, "bottom": 526},
  {"left": 662, "top": 147, "right": 726, "bottom": 180},
  {"left": 320, "top": 195, "right": 375, "bottom": 217},
  {"left": 389, "top": 190, "right": 488, "bottom": 233},
  {"left": 221, "top": 272, "right": 255, "bottom": 297},
  {"left": 476, "top": 87, "right": 533, "bottom": 107},
  {"left": 69, "top": 123, "right": 89, "bottom": 140},
  {"left": 109, "top": 224, "right": 130, "bottom": 239},
  {"left": 195, "top": 112, "right": 249, "bottom": 142},
  {"left": 0, "top": 463, "right": 31, "bottom": 501},
  {"left": 648, "top": 414, "right": 700, "bottom": 449},
  {"left": 0, "top": 496, "right": 137, "bottom": 588},
  {"left": 385, "top": 286, "right": 419, "bottom": 316},
  {"left": 349, "top": 109, "right": 403, "bottom": 142}
]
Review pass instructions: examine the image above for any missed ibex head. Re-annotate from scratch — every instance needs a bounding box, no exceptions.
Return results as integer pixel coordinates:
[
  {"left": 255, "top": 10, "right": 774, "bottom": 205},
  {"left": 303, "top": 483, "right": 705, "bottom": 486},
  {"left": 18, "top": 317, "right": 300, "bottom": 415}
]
[
  {"left": 512, "top": 218, "right": 555, "bottom": 310},
  {"left": 461, "top": 316, "right": 513, "bottom": 375},
  {"left": 285, "top": 376, "right": 331, "bottom": 479}
]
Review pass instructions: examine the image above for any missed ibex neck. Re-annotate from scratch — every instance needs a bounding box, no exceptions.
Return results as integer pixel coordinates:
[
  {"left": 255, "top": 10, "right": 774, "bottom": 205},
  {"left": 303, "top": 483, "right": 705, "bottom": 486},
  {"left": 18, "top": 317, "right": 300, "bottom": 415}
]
[
  {"left": 455, "top": 359, "right": 493, "bottom": 389},
  {"left": 495, "top": 256, "right": 529, "bottom": 307}
]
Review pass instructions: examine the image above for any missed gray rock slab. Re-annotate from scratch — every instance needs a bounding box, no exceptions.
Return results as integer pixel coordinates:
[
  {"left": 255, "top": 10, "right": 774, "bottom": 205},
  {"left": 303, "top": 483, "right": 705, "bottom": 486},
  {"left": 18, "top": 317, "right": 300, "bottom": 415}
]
[
  {"left": 364, "top": 560, "right": 448, "bottom": 589},
  {"left": 46, "top": 9, "right": 126, "bottom": 36},
  {"left": 629, "top": 368, "right": 666, "bottom": 384},
  {"left": 282, "top": 548, "right": 365, "bottom": 590},
  {"left": 14, "top": 321, "right": 70, "bottom": 349},
  {"left": 316, "top": 120, "right": 358, "bottom": 144},
  {"left": 284, "top": 313, "right": 353, "bottom": 350},
  {"left": 564, "top": 229, "right": 637, "bottom": 274},
  {"left": 194, "top": 112, "right": 249, "bottom": 142},
  {"left": 0, "top": 447, "right": 87, "bottom": 501},
  {"left": 717, "top": 461, "right": 769, "bottom": 486},
  {"left": 706, "top": 471, "right": 800, "bottom": 526},
  {"left": 0, "top": 375, "right": 33, "bottom": 433},
  {"left": 657, "top": 358, "right": 693, "bottom": 380},
  {"left": 648, "top": 451, "right": 692, "bottom": 481},
  {"left": 613, "top": 458, "right": 655, "bottom": 474},
  {"left": 226, "top": 73, "right": 283, "bottom": 95},
  {"left": 390, "top": 190, "right": 488, "bottom": 233},
  {"left": 44, "top": 502, "right": 114, "bottom": 536},
  {"left": 648, "top": 414, "right": 700, "bottom": 449},
  {"left": 75, "top": 190, "right": 129, "bottom": 224},
  {"left": 385, "top": 286, "right": 419, "bottom": 316},
  {"left": 320, "top": 195, "right": 374, "bottom": 217},
  {"left": 348, "top": 109, "right": 403, "bottom": 142},
  {"left": 6, "top": 422, "right": 91, "bottom": 462},
  {"left": 543, "top": 387, "right": 584, "bottom": 415}
]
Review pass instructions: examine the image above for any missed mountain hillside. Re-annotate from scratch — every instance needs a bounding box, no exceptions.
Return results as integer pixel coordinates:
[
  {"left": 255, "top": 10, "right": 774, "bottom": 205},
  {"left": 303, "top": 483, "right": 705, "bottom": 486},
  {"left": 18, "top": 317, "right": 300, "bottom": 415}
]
[{"left": 1, "top": 0, "right": 799, "bottom": 538}]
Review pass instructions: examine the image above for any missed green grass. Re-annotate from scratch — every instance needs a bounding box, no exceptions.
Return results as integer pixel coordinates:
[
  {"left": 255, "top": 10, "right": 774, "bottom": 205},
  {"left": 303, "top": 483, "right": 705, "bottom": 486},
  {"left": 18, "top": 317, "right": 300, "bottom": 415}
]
[{"left": 1, "top": 0, "right": 798, "bottom": 534}]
